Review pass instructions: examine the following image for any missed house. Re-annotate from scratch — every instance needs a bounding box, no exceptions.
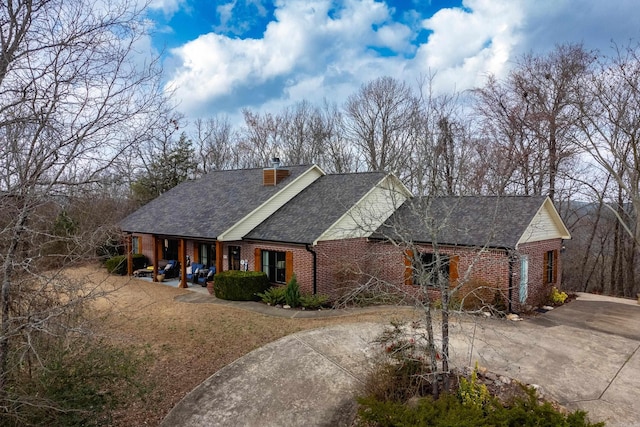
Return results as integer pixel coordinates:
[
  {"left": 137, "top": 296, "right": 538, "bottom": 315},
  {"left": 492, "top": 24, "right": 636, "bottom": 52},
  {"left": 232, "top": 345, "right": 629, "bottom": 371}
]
[{"left": 119, "top": 161, "right": 570, "bottom": 311}]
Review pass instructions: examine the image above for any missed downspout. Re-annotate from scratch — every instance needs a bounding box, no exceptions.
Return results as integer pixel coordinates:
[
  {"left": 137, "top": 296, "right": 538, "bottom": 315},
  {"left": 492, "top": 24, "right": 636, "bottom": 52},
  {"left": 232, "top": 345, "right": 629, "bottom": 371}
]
[{"left": 305, "top": 244, "right": 317, "bottom": 295}]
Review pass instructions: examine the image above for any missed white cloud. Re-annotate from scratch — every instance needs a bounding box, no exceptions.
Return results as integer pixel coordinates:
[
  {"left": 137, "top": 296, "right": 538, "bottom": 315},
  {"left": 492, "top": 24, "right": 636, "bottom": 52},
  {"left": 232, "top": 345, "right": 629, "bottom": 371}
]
[
  {"left": 149, "top": 0, "right": 187, "bottom": 18},
  {"left": 162, "top": 0, "right": 640, "bottom": 120},
  {"left": 411, "top": 0, "right": 523, "bottom": 92},
  {"left": 166, "top": 0, "right": 412, "bottom": 115},
  {"left": 214, "top": 0, "right": 270, "bottom": 35},
  {"left": 215, "top": 1, "right": 237, "bottom": 32}
]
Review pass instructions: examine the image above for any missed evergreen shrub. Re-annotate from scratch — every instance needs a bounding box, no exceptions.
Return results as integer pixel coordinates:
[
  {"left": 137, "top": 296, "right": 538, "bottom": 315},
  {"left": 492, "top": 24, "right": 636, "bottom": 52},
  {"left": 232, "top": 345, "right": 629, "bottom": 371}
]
[
  {"left": 213, "top": 271, "right": 270, "bottom": 301},
  {"left": 256, "top": 286, "right": 287, "bottom": 305},
  {"left": 300, "top": 293, "right": 329, "bottom": 309}
]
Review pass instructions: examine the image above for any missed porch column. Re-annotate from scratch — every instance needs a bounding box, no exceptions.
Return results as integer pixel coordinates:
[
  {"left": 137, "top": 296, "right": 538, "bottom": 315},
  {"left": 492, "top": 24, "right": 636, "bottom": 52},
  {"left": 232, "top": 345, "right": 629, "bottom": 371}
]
[
  {"left": 126, "top": 234, "right": 133, "bottom": 276},
  {"left": 179, "top": 238, "right": 188, "bottom": 288},
  {"left": 152, "top": 236, "right": 159, "bottom": 282},
  {"left": 216, "top": 240, "right": 223, "bottom": 276}
]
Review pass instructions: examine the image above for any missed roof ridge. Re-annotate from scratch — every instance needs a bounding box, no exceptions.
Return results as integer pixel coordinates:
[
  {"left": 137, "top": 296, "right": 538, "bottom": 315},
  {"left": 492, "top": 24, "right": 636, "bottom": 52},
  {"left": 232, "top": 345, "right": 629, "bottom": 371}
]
[
  {"left": 425, "top": 195, "right": 548, "bottom": 198},
  {"left": 324, "top": 170, "right": 386, "bottom": 176},
  {"left": 206, "top": 164, "right": 313, "bottom": 173}
]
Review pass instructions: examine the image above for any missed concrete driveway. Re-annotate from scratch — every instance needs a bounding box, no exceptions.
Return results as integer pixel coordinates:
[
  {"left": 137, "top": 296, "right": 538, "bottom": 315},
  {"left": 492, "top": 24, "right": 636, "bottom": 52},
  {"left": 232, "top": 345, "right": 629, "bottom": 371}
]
[{"left": 161, "top": 294, "right": 640, "bottom": 427}]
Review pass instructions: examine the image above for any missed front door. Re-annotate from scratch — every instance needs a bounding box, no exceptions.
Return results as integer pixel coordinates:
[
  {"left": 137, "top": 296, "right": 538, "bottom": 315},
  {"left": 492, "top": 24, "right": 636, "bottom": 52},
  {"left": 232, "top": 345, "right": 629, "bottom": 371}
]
[
  {"left": 163, "top": 239, "right": 179, "bottom": 260},
  {"left": 228, "top": 246, "right": 241, "bottom": 270}
]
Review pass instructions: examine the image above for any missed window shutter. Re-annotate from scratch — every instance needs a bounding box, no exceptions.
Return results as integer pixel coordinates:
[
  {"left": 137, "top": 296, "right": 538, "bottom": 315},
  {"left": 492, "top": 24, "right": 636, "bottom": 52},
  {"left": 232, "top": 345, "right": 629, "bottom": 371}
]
[
  {"left": 193, "top": 244, "right": 199, "bottom": 263},
  {"left": 552, "top": 249, "right": 558, "bottom": 283},
  {"left": 133, "top": 236, "right": 142, "bottom": 254},
  {"left": 543, "top": 251, "right": 549, "bottom": 283},
  {"left": 285, "top": 251, "right": 294, "bottom": 283},
  {"left": 404, "top": 250, "right": 414, "bottom": 286},
  {"left": 254, "top": 248, "right": 261, "bottom": 272},
  {"left": 449, "top": 255, "right": 459, "bottom": 287}
]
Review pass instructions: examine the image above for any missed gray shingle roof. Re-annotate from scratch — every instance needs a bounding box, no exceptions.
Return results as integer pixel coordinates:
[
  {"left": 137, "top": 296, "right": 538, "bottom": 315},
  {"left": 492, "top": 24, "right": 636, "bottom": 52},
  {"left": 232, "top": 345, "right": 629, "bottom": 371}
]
[
  {"left": 119, "top": 165, "right": 312, "bottom": 238},
  {"left": 375, "top": 195, "right": 548, "bottom": 248},
  {"left": 245, "top": 172, "right": 388, "bottom": 244}
]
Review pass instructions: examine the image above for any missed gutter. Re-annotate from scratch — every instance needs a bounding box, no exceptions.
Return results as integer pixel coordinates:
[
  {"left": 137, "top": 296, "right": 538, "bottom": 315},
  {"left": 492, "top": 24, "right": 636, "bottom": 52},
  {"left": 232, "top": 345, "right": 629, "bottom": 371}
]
[{"left": 305, "top": 244, "right": 318, "bottom": 295}]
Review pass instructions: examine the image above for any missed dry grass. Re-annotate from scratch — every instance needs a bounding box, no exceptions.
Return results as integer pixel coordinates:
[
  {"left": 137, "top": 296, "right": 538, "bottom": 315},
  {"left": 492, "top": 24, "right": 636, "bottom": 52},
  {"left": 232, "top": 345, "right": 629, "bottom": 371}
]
[{"left": 74, "top": 265, "right": 417, "bottom": 426}]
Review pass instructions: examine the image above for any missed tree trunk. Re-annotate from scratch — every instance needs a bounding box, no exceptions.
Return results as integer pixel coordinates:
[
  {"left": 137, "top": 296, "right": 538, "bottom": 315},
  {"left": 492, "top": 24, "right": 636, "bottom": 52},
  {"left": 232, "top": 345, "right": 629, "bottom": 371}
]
[{"left": 0, "top": 209, "right": 27, "bottom": 394}]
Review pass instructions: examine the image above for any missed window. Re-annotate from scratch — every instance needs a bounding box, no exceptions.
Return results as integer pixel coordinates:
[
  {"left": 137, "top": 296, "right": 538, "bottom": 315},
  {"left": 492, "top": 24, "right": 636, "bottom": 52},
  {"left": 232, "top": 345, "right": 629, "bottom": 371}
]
[
  {"left": 132, "top": 236, "right": 140, "bottom": 254},
  {"left": 163, "top": 239, "right": 178, "bottom": 260},
  {"left": 228, "top": 246, "right": 241, "bottom": 270},
  {"left": 416, "top": 252, "right": 450, "bottom": 287},
  {"left": 199, "top": 243, "right": 215, "bottom": 267},
  {"left": 544, "top": 250, "right": 557, "bottom": 284},
  {"left": 262, "top": 250, "right": 286, "bottom": 283}
]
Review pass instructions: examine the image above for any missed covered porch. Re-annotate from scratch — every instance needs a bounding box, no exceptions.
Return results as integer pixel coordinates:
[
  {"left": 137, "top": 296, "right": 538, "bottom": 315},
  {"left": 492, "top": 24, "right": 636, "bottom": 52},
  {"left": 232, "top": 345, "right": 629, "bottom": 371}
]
[{"left": 125, "top": 234, "right": 225, "bottom": 289}]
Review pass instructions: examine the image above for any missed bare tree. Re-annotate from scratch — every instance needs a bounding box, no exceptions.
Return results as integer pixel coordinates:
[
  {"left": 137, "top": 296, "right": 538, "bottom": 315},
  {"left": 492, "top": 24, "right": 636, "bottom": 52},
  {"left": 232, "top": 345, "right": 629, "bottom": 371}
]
[
  {"left": 193, "top": 115, "right": 239, "bottom": 172},
  {"left": 511, "top": 44, "right": 593, "bottom": 202},
  {"left": 410, "top": 77, "right": 473, "bottom": 196},
  {"left": 344, "top": 76, "right": 419, "bottom": 176},
  {"left": 316, "top": 100, "right": 359, "bottom": 173},
  {"left": 279, "top": 100, "right": 326, "bottom": 165},
  {"left": 279, "top": 99, "right": 359, "bottom": 172},
  {"left": 473, "top": 44, "right": 593, "bottom": 200},
  {"left": 472, "top": 74, "right": 535, "bottom": 195},
  {"left": 237, "top": 108, "right": 283, "bottom": 168},
  {"left": 334, "top": 180, "right": 517, "bottom": 398},
  {"left": 0, "top": 0, "right": 166, "bottom": 420},
  {"left": 574, "top": 43, "right": 640, "bottom": 297}
]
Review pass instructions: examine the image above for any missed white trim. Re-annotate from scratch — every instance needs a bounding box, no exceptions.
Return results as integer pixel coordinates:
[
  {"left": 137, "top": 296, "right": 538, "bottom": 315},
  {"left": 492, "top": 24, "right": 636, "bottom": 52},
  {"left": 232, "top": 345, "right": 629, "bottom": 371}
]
[
  {"left": 516, "top": 197, "right": 571, "bottom": 248},
  {"left": 313, "top": 173, "right": 412, "bottom": 245}
]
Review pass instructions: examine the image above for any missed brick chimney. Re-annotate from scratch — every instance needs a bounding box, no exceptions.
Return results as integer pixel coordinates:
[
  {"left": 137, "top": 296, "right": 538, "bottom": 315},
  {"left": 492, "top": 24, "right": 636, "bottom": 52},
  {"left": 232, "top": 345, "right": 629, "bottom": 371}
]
[{"left": 263, "top": 157, "right": 290, "bottom": 186}]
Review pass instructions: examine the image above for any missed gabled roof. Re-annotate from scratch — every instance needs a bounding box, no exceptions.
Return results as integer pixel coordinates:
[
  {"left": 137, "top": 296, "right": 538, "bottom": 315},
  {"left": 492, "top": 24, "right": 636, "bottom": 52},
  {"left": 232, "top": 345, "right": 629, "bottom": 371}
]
[
  {"left": 375, "top": 195, "right": 569, "bottom": 249},
  {"left": 517, "top": 196, "right": 571, "bottom": 246},
  {"left": 120, "top": 165, "right": 319, "bottom": 239},
  {"left": 245, "top": 172, "right": 390, "bottom": 244}
]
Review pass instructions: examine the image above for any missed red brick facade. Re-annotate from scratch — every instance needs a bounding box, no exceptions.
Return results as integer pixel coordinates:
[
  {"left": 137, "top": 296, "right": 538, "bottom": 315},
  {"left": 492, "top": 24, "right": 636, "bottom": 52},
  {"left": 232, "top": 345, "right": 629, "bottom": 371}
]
[
  {"left": 515, "top": 238, "right": 564, "bottom": 309},
  {"left": 365, "top": 239, "right": 564, "bottom": 311},
  {"left": 132, "top": 233, "right": 564, "bottom": 312}
]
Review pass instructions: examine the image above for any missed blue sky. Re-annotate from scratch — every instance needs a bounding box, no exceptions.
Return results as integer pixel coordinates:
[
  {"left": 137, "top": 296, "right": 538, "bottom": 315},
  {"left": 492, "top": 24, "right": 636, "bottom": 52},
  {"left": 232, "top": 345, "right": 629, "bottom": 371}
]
[
  {"left": 145, "top": 0, "right": 640, "bottom": 122},
  {"left": 149, "top": 0, "right": 463, "bottom": 51}
]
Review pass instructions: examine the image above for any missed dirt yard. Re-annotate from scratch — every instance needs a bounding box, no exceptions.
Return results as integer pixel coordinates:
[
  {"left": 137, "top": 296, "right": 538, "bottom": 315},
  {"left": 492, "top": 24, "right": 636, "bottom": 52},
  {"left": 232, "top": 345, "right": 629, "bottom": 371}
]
[{"left": 79, "top": 266, "right": 416, "bottom": 426}]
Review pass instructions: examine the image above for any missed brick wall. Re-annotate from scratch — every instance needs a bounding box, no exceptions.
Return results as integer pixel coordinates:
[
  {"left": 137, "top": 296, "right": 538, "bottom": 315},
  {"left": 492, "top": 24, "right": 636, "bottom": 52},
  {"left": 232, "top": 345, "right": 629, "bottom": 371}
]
[
  {"left": 369, "top": 239, "right": 565, "bottom": 312},
  {"left": 314, "top": 238, "right": 373, "bottom": 298},
  {"left": 369, "top": 242, "right": 511, "bottom": 303},
  {"left": 135, "top": 233, "right": 155, "bottom": 264},
  {"left": 222, "top": 241, "right": 315, "bottom": 293},
  {"left": 132, "top": 233, "right": 564, "bottom": 311},
  {"left": 516, "top": 238, "right": 564, "bottom": 309}
]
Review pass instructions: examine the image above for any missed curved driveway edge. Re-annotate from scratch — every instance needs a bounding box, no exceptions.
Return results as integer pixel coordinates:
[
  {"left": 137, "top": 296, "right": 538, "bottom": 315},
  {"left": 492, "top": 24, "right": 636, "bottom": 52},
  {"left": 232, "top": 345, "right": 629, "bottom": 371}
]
[
  {"left": 162, "top": 294, "right": 640, "bottom": 427},
  {"left": 160, "top": 323, "right": 386, "bottom": 427}
]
